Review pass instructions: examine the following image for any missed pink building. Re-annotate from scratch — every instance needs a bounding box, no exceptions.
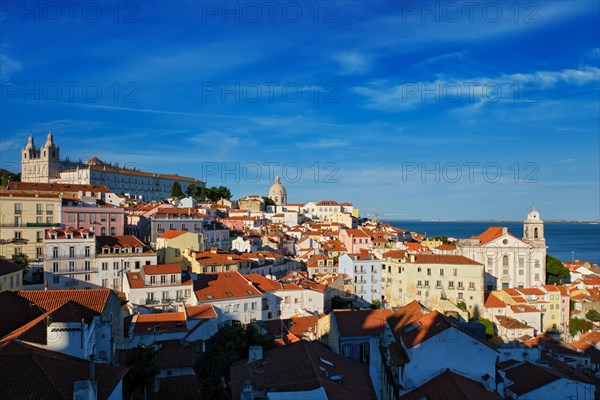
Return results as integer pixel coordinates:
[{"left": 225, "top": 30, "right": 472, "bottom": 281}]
[
  {"left": 61, "top": 199, "right": 126, "bottom": 236},
  {"left": 339, "top": 229, "right": 373, "bottom": 254}
]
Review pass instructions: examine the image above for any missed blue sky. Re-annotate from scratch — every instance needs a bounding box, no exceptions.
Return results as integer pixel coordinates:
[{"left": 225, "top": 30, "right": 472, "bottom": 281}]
[{"left": 1, "top": 1, "right": 599, "bottom": 220}]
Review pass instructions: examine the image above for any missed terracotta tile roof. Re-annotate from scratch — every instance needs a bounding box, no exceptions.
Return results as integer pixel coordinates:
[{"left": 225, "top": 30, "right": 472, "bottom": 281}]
[
  {"left": 495, "top": 316, "right": 532, "bottom": 330},
  {"left": 8, "top": 181, "right": 114, "bottom": 193},
  {"left": 399, "top": 369, "right": 502, "bottom": 400},
  {"left": 155, "top": 207, "right": 204, "bottom": 217},
  {"left": 398, "top": 311, "right": 453, "bottom": 348},
  {"left": 46, "top": 227, "right": 94, "bottom": 239},
  {"left": 0, "top": 259, "right": 25, "bottom": 276},
  {"left": 0, "top": 292, "right": 45, "bottom": 339},
  {"left": 194, "top": 249, "right": 244, "bottom": 265},
  {"left": 382, "top": 250, "right": 408, "bottom": 260},
  {"left": 510, "top": 305, "right": 539, "bottom": 313},
  {"left": 471, "top": 226, "right": 524, "bottom": 245},
  {"left": 185, "top": 304, "right": 218, "bottom": 320},
  {"left": 387, "top": 301, "right": 431, "bottom": 336},
  {"left": 342, "top": 229, "right": 371, "bottom": 238},
  {"left": 143, "top": 264, "right": 182, "bottom": 275},
  {"left": 230, "top": 340, "right": 377, "bottom": 400},
  {"left": 126, "top": 272, "right": 145, "bottom": 289},
  {"left": 503, "top": 362, "right": 565, "bottom": 395},
  {"left": 194, "top": 272, "right": 261, "bottom": 302},
  {"left": 288, "top": 314, "right": 322, "bottom": 337},
  {"left": 542, "top": 285, "right": 560, "bottom": 292},
  {"left": 157, "top": 229, "right": 188, "bottom": 239},
  {"left": 19, "top": 289, "right": 112, "bottom": 314},
  {"left": 435, "top": 244, "right": 457, "bottom": 251},
  {"left": 133, "top": 312, "right": 187, "bottom": 335},
  {"left": 576, "top": 330, "right": 600, "bottom": 345},
  {"left": 156, "top": 340, "right": 194, "bottom": 370},
  {"left": 333, "top": 309, "right": 393, "bottom": 337},
  {"left": 96, "top": 235, "right": 148, "bottom": 249},
  {"left": 503, "top": 288, "right": 521, "bottom": 296},
  {"left": 484, "top": 293, "right": 507, "bottom": 308},
  {"left": 274, "top": 332, "right": 301, "bottom": 346},
  {"left": 511, "top": 296, "right": 528, "bottom": 303},
  {"left": 0, "top": 341, "right": 127, "bottom": 400},
  {"left": 245, "top": 274, "right": 300, "bottom": 292}
]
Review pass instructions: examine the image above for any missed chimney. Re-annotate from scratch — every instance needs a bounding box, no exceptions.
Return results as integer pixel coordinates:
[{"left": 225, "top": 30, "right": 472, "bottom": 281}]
[
  {"left": 410, "top": 254, "right": 416, "bottom": 263},
  {"left": 248, "top": 345, "right": 263, "bottom": 363},
  {"left": 502, "top": 227, "right": 508, "bottom": 235}
]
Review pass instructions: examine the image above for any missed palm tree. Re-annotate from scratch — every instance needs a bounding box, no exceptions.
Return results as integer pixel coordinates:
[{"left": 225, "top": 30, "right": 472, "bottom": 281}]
[{"left": 13, "top": 253, "right": 30, "bottom": 281}]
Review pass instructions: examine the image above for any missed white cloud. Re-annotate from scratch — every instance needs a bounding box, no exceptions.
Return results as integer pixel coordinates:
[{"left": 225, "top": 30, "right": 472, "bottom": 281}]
[
  {"left": 0, "top": 52, "right": 21, "bottom": 80},
  {"left": 333, "top": 51, "right": 370, "bottom": 75}
]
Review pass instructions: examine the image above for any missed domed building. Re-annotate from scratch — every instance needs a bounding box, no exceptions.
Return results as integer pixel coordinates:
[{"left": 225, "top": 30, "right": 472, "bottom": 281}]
[{"left": 268, "top": 176, "right": 287, "bottom": 206}]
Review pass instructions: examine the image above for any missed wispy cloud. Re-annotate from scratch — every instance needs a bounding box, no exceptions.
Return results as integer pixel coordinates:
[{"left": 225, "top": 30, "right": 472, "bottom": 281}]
[
  {"left": 0, "top": 51, "right": 21, "bottom": 80},
  {"left": 296, "top": 139, "right": 349, "bottom": 149},
  {"left": 332, "top": 51, "right": 370, "bottom": 75}
]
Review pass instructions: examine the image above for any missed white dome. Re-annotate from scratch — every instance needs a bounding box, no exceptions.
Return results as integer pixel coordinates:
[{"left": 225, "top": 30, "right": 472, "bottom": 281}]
[{"left": 268, "top": 176, "right": 287, "bottom": 205}]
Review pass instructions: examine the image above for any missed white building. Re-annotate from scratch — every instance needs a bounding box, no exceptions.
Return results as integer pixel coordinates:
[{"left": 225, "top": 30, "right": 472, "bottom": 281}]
[
  {"left": 194, "top": 271, "right": 263, "bottom": 326},
  {"left": 96, "top": 235, "right": 157, "bottom": 291},
  {"left": 339, "top": 251, "right": 382, "bottom": 305},
  {"left": 123, "top": 264, "right": 194, "bottom": 312},
  {"left": 21, "top": 133, "right": 204, "bottom": 201},
  {"left": 456, "top": 208, "right": 547, "bottom": 290},
  {"left": 245, "top": 274, "right": 324, "bottom": 320},
  {"left": 44, "top": 228, "right": 97, "bottom": 289}
]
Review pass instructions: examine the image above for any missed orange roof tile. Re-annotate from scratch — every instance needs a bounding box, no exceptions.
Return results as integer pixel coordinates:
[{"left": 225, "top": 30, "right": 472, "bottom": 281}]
[
  {"left": 143, "top": 264, "right": 182, "bottom": 275},
  {"left": 158, "top": 230, "right": 189, "bottom": 239},
  {"left": 194, "top": 272, "right": 261, "bottom": 301},
  {"left": 484, "top": 293, "right": 507, "bottom": 308},
  {"left": 185, "top": 305, "right": 218, "bottom": 320}
]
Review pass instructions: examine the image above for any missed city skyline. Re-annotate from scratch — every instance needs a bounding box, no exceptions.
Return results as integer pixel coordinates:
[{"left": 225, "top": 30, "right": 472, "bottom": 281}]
[{"left": 1, "top": 1, "right": 599, "bottom": 220}]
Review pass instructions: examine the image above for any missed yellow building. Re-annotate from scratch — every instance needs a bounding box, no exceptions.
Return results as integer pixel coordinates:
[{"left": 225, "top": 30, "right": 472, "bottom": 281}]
[
  {"left": 156, "top": 229, "right": 204, "bottom": 269},
  {"left": 0, "top": 190, "right": 61, "bottom": 262},
  {"left": 0, "top": 259, "right": 25, "bottom": 291}
]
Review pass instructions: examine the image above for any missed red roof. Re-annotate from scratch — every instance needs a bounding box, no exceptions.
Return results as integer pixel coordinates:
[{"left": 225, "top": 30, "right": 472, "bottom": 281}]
[
  {"left": 510, "top": 305, "right": 539, "bottom": 313},
  {"left": 134, "top": 312, "right": 187, "bottom": 334},
  {"left": 484, "top": 293, "right": 507, "bottom": 308},
  {"left": 143, "top": 264, "right": 182, "bottom": 275},
  {"left": 400, "top": 369, "right": 502, "bottom": 400},
  {"left": 333, "top": 309, "right": 393, "bottom": 337},
  {"left": 412, "top": 254, "right": 482, "bottom": 265},
  {"left": 185, "top": 305, "right": 218, "bottom": 320},
  {"left": 194, "top": 272, "right": 261, "bottom": 301},
  {"left": 19, "top": 289, "right": 112, "bottom": 314},
  {"left": 158, "top": 230, "right": 188, "bottom": 239},
  {"left": 471, "top": 226, "right": 524, "bottom": 245}
]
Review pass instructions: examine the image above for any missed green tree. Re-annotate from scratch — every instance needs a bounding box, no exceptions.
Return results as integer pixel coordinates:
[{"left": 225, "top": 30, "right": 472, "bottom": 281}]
[
  {"left": 457, "top": 301, "right": 467, "bottom": 311},
  {"left": 369, "top": 299, "right": 382, "bottom": 309},
  {"left": 0, "top": 169, "right": 20, "bottom": 187},
  {"left": 569, "top": 318, "right": 594, "bottom": 337},
  {"left": 204, "top": 186, "right": 232, "bottom": 202},
  {"left": 586, "top": 309, "right": 600, "bottom": 322},
  {"left": 170, "top": 182, "right": 185, "bottom": 198},
  {"left": 194, "top": 324, "right": 275, "bottom": 400},
  {"left": 186, "top": 184, "right": 206, "bottom": 201},
  {"left": 477, "top": 317, "right": 495, "bottom": 338},
  {"left": 123, "top": 344, "right": 159, "bottom": 399},
  {"left": 263, "top": 196, "right": 276, "bottom": 207},
  {"left": 12, "top": 253, "right": 30, "bottom": 280},
  {"left": 546, "top": 254, "right": 570, "bottom": 284}
]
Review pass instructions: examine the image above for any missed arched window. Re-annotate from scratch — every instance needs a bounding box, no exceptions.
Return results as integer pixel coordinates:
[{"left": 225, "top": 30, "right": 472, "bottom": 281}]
[
  {"left": 534, "top": 227, "right": 539, "bottom": 239},
  {"left": 503, "top": 255, "right": 509, "bottom": 267}
]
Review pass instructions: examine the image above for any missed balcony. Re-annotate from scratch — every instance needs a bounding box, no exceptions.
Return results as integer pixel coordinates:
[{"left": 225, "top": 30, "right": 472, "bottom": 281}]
[
  {"left": 48, "top": 254, "right": 93, "bottom": 260},
  {"left": 52, "top": 266, "right": 99, "bottom": 274},
  {"left": 27, "top": 222, "right": 61, "bottom": 228}
]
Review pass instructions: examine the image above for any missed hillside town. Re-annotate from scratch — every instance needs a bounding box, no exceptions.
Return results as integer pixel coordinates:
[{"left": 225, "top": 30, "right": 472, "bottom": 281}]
[{"left": 1, "top": 134, "right": 599, "bottom": 399}]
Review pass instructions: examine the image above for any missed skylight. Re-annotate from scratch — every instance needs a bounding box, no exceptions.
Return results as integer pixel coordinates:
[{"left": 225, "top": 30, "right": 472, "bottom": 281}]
[{"left": 226, "top": 292, "right": 233, "bottom": 297}]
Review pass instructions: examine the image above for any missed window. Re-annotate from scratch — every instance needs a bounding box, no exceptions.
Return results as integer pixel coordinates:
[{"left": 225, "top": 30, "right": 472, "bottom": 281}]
[
  {"left": 46, "top": 204, "right": 53, "bottom": 215},
  {"left": 14, "top": 203, "right": 22, "bottom": 214},
  {"left": 503, "top": 269, "right": 509, "bottom": 276},
  {"left": 458, "top": 292, "right": 464, "bottom": 300},
  {"left": 113, "top": 262, "right": 119, "bottom": 270},
  {"left": 90, "top": 214, "right": 96, "bottom": 223},
  {"left": 424, "top": 280, "right": 429, "bottom": 288},
  {"left": 53, "top": 276, "right": 59, "bottom": 283},
  {"left": 417, "top": 280, "right": 422, "bottom": 288},
  {"left": 534, "top": 273, "right": 540, "bottom": 281},
  {"left": 251, "top": 302, "right": 257, "bottom": 310},
  {"left": 185, "top": 289, "right": 191, "bottom": 297},
  {"left": 535, "top": 260, "right": 540, "bottom": 269},
  {"left": 84, "top": 261, "right": 91, "bottom": 271},
  {"left": 46, "top": 216, "right": 53, "bottom": 224},
  {"left": 503, "top": 255, "right": 509, "bottom": 267},
  {"left": 426, "top": 268, "right": 431, "bottom": 276},
  {"left": 36, "top": 247, "right": 43, "bottom": 258},
  {"left": 162, "top": 291, "right": 169, "bottom": 300},
  {"left": 53, "top": 262, "right": 58, "bottom": 273},
  {"left": 85, "top": 246, "right": 90, "bottom": 257},
  {"left": 85, "top": 274, "right": 91, "bottom": 282},
  {"left": 69, "top": 261, "right": 75, "bottom": 271},
  {"left": 171, "top": 274, "right": 176, "bottom": 283},
  {"left": 113, "top": 278, "right": 119, "bottom": 289},
  {"left": 36, "top": 204, "right": 43, "bottom": 214},
  {"left": 110, "top": 227, "right": 116, "bottom": 235},
  {"left": 36, "top": 231, "right": 43, "bottom": 243},
  {"left": 78, "top": 213, "right": 85, "bottom": 221},
  {"left": 151, "top": 276, "right": 156, "bottom": 284},
  {"left": 102, "top": 262, "right": 108, "bottom": 271},
  {"left": 68, "top": 213, "right": 75, "bottom": 222},
  {"left": 519, "top": 258, "right": 525, "bottom": 268},
  {"left": 469, "top": 282, "right": 475, "bottom": 290},
  {"left": 436, "top": 280, "right": 442, "bottom": 288},
  {"left": 160, "top": 275, "right": 166, "bottom": 284},
  {"left": 110, "top": 214, "right": 116, "bottom": 222},
  {"left": 53, "top": 247, "right": 59, "bottom": 258},
  {"left": 458, "top": 281, "right": 464, "bottom": 289},
  {"left": 453, "top": 268, "right": 457, "bottom": 277},
  {"left": 101, "top": 227, "right": 106, "bottom": 235},
  {"left": 102, "top": 279, "right": 108, "bottom": 287},
  {"left": 101, "top": 214, "right": 107, "bottom": 222},
  {"left": 448, "top": 281, "right": 454, "bottom": 289},
  {"left": 440, "top": 269, "right": 444, "bottom": 276}
]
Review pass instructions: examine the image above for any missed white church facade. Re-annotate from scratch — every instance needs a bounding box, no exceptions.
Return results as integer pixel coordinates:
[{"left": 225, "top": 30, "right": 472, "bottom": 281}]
[
  {"left": 21, "top": 133, "right": 204, "bottom": 202},
  {"left": 456, "top": 208, "right": 547, "bottom": 290}
]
